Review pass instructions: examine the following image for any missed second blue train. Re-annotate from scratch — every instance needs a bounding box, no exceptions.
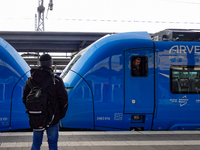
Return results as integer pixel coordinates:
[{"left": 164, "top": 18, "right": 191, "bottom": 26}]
[{"left": 61, "top": 29, "right": 200, "bottom": 131}]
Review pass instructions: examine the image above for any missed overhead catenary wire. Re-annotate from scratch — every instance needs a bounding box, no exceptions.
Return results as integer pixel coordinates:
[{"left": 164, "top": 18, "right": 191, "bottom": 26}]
[
  {"left": 1, "top": 17, "right": 200, "bottom": 25},
  {"left": 159, "top": 0, "right": 200, "bottom": 5},
  {"left": 41, "top": 18, "right": 200, "bottom": 25}
]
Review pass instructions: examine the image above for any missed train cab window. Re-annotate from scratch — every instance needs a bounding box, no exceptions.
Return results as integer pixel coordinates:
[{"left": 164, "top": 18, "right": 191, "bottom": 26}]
[
  {"left": 131, "top": 56, "right": 148, "bottom": 77},
  {"left": 170, "top": 66, "right": 200, "bottom": 94},
  {"left": 60, "top": 48, "right": 87, "bottom": 79}
]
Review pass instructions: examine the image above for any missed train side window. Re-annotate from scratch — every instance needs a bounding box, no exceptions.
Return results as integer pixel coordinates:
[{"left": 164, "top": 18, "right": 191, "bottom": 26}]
[
  {"left": 170, "top": 66, "right": 200, "bottom": 94},
  {"left": 131, "top": 56, "right": 148, "bottom": 77}
]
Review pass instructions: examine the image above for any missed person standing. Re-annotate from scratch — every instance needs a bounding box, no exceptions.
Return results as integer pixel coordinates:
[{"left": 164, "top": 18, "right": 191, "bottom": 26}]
[
  {"left": 23, "top": 54, "right": 68, "bottom": 150},
  {"left": 132, "top": 57, "right": 141, "bottom": 76}
]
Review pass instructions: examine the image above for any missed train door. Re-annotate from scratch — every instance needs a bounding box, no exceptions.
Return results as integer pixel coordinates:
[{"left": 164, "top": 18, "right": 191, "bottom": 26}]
[{"left": 124, "top": 48, "right": 154, "bottom": 114}]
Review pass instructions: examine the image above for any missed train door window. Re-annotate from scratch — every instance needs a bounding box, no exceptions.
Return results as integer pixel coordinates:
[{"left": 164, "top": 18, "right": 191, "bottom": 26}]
[
  {"left": 131, "top": 56, "right": 148, "bottom": 77},
  {"left": 170, "top": 66, "right": 200, "bottom": 94}
]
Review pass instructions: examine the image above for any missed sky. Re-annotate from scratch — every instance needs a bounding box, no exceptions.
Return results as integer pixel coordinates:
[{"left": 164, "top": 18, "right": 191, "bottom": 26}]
[{"left": 0, "top": 0, "right": 200, "bottom": 34}]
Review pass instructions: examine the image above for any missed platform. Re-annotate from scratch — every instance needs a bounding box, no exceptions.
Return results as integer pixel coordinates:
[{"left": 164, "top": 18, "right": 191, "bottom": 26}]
[{"left": 1, "top": 131, "right": 200, "bottom": 150}]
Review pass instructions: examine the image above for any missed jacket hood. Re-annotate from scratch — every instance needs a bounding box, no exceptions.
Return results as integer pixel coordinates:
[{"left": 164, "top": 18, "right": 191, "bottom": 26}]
[{"left": 30, "top": 66, "right": 53, "bottom": 84}]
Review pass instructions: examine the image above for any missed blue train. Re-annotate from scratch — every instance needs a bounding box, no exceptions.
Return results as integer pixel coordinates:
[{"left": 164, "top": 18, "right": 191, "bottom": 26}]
[
  {"left": 60, "top": 29, "right": 200, "bottom": 131},
  {"left": 1, "top": 29, "right": 200, "bottom": 131},
  {"left": 0, "top": 37, "right": 30, "bottom": 131}
]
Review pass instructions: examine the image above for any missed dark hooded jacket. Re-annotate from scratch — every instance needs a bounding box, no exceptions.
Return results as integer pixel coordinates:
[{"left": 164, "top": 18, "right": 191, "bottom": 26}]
[
  {"left": 23, "top": 66, "right": 68, "bottom": 126},
  {"left": 132, "top": 65, "right": 141, "bottom": 77}
]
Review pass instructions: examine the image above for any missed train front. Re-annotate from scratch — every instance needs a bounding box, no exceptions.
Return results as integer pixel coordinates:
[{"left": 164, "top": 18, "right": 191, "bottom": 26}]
[
  {"left": 0, "top": 38, "right": 30, "bottom": 131},
  {"left": 60, "top": 42, "right": 96, "bottom": 130},
  {"left": 60, "top": 32, "right": 153, "bottom": 131}
]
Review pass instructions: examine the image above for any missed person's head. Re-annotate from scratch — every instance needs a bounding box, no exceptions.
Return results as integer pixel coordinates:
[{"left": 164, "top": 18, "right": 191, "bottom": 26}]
[
  {"left": 39, "top": 54, "right": 53, "bottom": 67},
  {"left": 134, "top": 58, "right": 141, "bottom": 67}
]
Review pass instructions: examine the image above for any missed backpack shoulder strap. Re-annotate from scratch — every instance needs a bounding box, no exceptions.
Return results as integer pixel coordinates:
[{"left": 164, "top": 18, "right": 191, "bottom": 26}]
[{"left": 27, "top": 77, "right": 34, "bottom": 89}]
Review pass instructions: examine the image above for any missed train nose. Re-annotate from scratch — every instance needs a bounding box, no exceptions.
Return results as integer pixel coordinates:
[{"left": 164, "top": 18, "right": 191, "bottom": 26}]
[{"left": 61, "top": 70, "right": 94, "bottom": 130}]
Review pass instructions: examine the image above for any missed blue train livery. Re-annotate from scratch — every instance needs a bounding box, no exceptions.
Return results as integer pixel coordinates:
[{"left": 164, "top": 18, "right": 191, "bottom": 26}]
[
  {"left": 1, "top": 29, "right": 200, "bottom": 131},
  {"left": 60, "top": 29, "right": 200, "bottom": 131},
  {"left": 0, "top": 37, "right": 30, "bottom": 131}
]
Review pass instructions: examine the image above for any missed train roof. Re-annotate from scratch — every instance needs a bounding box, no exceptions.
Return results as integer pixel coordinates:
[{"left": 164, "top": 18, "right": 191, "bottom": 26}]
[
  {"left": 93, "top": 32, "right": 153, "bottom": 50},
  {"left": 152, "top": 29, "right": 200, "bottom": 41}
]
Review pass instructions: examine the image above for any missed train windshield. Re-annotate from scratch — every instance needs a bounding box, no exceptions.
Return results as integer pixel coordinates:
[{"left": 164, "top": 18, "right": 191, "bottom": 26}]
[
  {"left": 60, "top": 34, "right": 111, "bottom": 79},
  {"left": 171, "top": 66, "right": 200, "bottom": 94},
  {"left": 60, "top": 48, "right": 88, "bottom": 79}
]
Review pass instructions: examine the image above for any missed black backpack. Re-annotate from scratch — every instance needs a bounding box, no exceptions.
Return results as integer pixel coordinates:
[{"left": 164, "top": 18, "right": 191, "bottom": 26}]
[{"left": 26, "top": 75, "right": 55, "bottom": 131}]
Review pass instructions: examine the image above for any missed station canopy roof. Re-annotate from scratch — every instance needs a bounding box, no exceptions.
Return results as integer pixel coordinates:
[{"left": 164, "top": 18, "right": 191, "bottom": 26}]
[{"left": 0, "top": 31, "right": 111, "bottom": 72}]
